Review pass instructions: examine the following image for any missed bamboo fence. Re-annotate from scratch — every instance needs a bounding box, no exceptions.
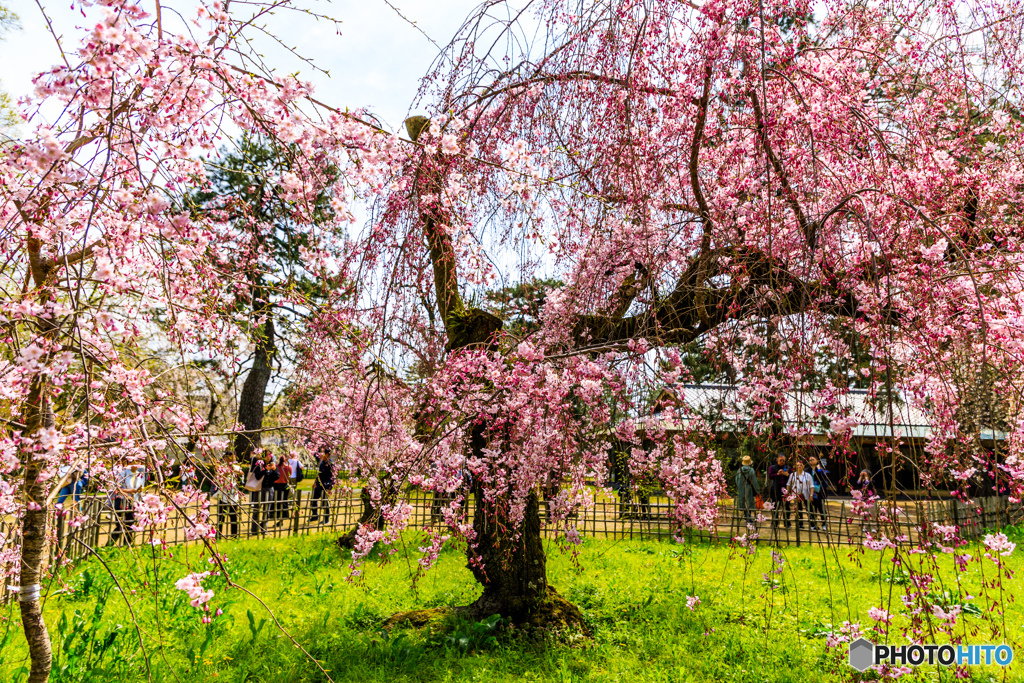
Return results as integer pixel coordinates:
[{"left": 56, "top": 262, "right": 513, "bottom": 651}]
[{"left": 1, "top": 490, "right": 1020, "bottom": 604}]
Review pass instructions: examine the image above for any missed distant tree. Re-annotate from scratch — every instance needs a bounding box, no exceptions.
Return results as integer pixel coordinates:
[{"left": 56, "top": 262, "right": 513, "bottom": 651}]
[
  {"left": 0, "top": 3, "right": 21, "bottom": 132},
  {"left": 483, "top": 278, "right": 562, "bottom": 338},
  {"left": 188, "top": 136, "right": 342, "bottom": 464}
]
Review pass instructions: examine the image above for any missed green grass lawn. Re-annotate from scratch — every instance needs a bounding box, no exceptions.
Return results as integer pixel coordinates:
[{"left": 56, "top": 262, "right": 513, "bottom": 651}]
[{"left": 1, "top": 529, "right": 1021, "bottom": 683}]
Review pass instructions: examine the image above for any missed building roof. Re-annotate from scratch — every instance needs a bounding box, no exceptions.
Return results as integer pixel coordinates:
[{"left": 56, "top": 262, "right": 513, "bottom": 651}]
[{"left": 649, "top": 384, "right": 933, "bottom": 441}]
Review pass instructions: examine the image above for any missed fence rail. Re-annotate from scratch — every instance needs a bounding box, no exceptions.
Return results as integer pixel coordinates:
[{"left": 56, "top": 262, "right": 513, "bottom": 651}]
[{"left": 2, "top": 490, "right": 1020, "bottom": 605}]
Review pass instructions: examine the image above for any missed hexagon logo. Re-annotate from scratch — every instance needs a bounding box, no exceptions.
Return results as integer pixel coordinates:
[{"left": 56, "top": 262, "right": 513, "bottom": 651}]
[{"left": 848, "top": 637, "right": 875, "bottom": 672}]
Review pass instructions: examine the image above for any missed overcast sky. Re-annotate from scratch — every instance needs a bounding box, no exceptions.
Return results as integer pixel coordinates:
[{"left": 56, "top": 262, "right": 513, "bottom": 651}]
[{"left": 1, "top": 0, "right": 483, "bottom": 132}]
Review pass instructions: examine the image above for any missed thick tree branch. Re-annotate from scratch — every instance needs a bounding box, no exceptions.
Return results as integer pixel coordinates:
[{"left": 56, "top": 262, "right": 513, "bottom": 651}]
[
  {"left": 748, "top": 89, "right": 816, "bottom": 249},
  {"left": 690, "top": 61, "right": 714, "bottom": 244},
  {"left": 406, "top": 117, "right": 464, "bottom": 328},
  {"left": 406, "top": 116, "right": 502, "bottom": 351},
  {"left": 572, "top": 247, "right": 900, "bottom": 347}
]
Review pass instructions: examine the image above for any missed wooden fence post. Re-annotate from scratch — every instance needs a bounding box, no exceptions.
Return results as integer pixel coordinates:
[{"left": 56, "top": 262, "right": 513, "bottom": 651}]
[
  {"left": 839, "top": 501, "right": 847, "bottom": 546},
  {"left": 293, "top": 490, "right": 302, "bottom": 535}
]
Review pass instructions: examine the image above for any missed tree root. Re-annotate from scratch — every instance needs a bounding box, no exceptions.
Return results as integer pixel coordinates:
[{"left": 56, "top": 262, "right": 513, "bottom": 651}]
[
  {"left": 383, "top": 586, "right": 590, "bottom": 636},
  {"left": 478, "top": 585, "right": 590, "bottom": 636},
  {"left": 383, "top": 607, "right": 452, "bottom": 629},
  {"left": 335, "top": 527, "right": 358, "bottom": 549}
]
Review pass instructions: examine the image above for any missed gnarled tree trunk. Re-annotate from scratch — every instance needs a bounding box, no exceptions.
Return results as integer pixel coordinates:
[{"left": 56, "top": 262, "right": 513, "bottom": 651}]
[
  {"left": 465, "top": 490, "right": 586, "bottom": 630},
  {"left": 403, "top": 116, "right": 585, "bottom": 632},
  {"left": 459, "top": 430, "right": 585, "bottom": 630},
  {"left": 336, "top": 487, "right": 381, "bottom": 548}
]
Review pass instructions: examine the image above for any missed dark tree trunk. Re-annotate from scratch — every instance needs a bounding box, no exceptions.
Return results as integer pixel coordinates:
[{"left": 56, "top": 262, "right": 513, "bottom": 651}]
[
  {"left": 234, "top": 296, "right": 275, "bottom": 464},
  {"left": 465, "top": 489, "right": 587, "bottom": 630},
  {"left": 336, "top": 487, "right": 384, "bottom": 549},
  {"left": 458, "top": 427, "right": 586, "bottom": 630},
  {"left": 467, "top": 489, "right": 546, "bottom": 616}
]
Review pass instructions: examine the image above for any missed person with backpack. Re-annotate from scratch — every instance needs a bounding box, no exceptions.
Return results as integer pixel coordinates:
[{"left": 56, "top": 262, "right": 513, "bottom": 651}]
[
  {"left": 309, "top": 448, "right": 335, "bottom": 525},
  {"left": 734, "top": 455, "right": 761, "bottom": 524},
  {"left": 245, "top": 450, "right": 273, "bottom": 535},
  {"left": 807, "top": 456, "right": 831, "bottom": 531}
]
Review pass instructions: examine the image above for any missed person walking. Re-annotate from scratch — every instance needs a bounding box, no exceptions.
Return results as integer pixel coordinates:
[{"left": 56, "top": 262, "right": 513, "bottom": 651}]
[
  {"left": 734, "top": 456, "right": 761, "bottom": 524},
  {"left": 807, "top": 456, "right": 831, "bottom": 531},
  {"left": 787, "top": 461, "right": 814, "bottom": 530},
  {"left": 273, "top": 455, "right": 291, "bottom": 526},
  {"left": 309, "top": 448, "right": 335, "bottom": 525},
  {"left": 110, "top": 463, "right": 146, "bottom": 546},
  {"left": 767, "top": 453, "right": 791, "bottom": 528}
]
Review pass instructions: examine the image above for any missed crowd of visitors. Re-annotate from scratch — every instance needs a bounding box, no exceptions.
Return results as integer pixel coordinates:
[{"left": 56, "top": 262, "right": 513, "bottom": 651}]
[
  {"left": 50, "top": 446, "right": 338, "bottom": 546},
  {"left": 240, "top": 447, "right": 336, "bottom": 535},
  {"left": 735, "top": 453, "right": 876, "bottom": 531},
  {"left": 55, "top": 445, "right": 887, "bottom": 546}
]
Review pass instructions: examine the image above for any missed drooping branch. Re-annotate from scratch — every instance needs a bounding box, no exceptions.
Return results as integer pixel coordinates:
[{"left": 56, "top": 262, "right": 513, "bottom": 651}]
[{"left": 468, "top": 70, "right": 680, "bottom": 112}]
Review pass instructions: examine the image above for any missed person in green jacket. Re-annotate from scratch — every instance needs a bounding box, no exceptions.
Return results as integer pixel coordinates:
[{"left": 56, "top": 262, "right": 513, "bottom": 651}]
[{"left": 734, "top": 455, "right": 761, "bottom": 524}]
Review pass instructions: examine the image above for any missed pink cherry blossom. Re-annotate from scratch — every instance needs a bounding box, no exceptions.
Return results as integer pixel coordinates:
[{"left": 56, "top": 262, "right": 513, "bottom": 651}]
[{"left": 983, "top": 533, "right": 1016, "bottom": 557}]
